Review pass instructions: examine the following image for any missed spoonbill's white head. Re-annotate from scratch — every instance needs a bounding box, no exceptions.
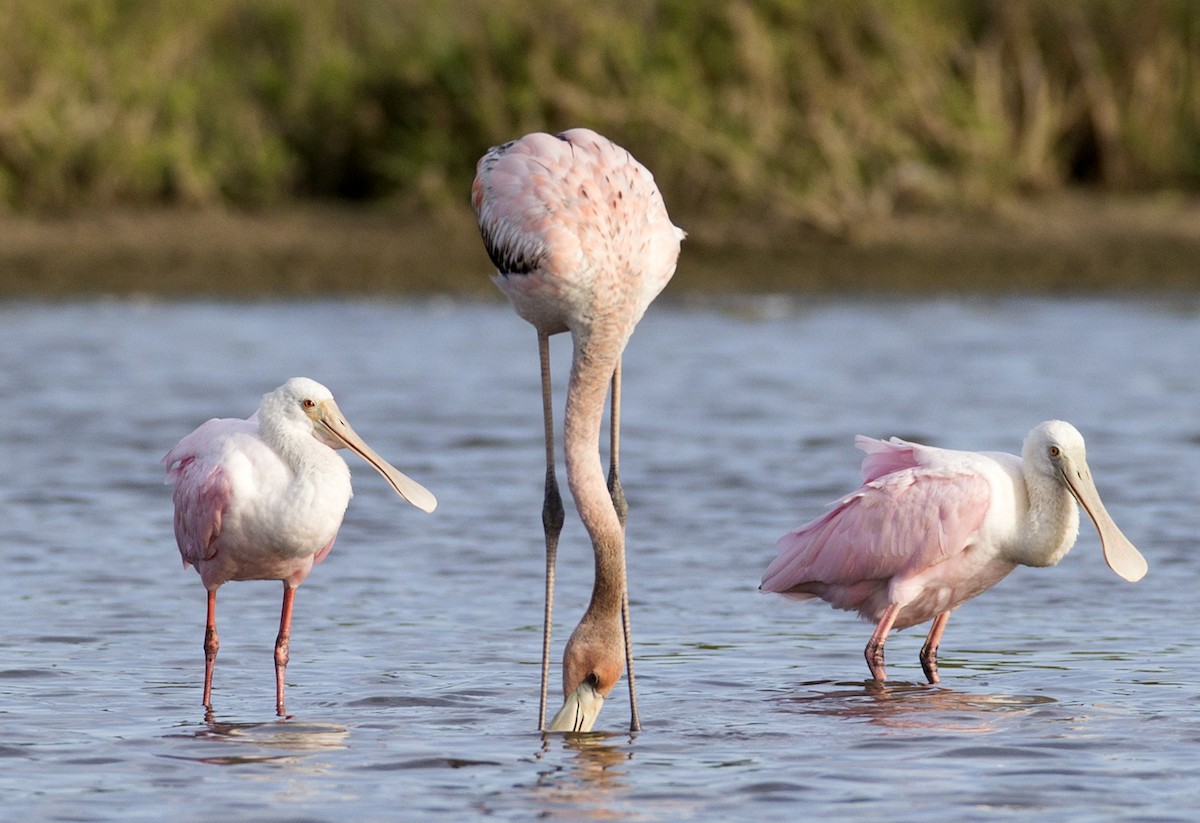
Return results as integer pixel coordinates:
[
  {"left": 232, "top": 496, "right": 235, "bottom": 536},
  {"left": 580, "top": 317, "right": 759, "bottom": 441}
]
[
  {"left": 1024, "top": 420, "right": 1146, "bottom": 582},
  {"left": 261, "top": 378, "right": 437, "bottom": 513}
]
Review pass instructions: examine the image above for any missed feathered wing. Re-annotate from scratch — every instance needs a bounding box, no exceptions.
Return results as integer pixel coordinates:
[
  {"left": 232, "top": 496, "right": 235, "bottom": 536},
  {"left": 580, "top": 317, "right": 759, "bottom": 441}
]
[
  {"left": 312, "top": 534, "right": 337, "bottom": 566},
  {"left": 857, "top": 435, "right": 923, "bottom": 483},
  {"left": 163, "top": 418, "right": 241, "bottom": 568},
  {"left": 762, "top": 437, "right": 994, "bottom": 609},
  {"left": 471, "top": 132, "right": 584, "bottom": 278}
]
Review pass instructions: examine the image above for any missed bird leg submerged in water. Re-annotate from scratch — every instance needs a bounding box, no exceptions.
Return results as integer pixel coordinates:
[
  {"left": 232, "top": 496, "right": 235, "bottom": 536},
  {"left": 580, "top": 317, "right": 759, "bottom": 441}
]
[
  {"left": 863, "top": 603, "right": 899, "bottom": 682},
  {"left": 866, "top": 606, "right": 951, "bottom": 685},
  {"left": 607, "top": 360, "right": 641, "bottom": 733},
  {"left": 918, "top": 612, "right": 951, "bottom": 684},
  {"left": 203, "top": 589, "right": 219, "bottom": 710},
  {"left": 274, "top": 585, "right": 296, "bottom": 716},
  {"left": 538, "top": 331, "right": 565, "bottom": 731}
]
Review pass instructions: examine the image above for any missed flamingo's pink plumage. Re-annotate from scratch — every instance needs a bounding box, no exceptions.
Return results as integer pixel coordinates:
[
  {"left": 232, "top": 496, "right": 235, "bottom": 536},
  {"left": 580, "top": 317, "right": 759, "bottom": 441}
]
[{"left": 473, "top": 128, "right": 683, "bottom": 732}]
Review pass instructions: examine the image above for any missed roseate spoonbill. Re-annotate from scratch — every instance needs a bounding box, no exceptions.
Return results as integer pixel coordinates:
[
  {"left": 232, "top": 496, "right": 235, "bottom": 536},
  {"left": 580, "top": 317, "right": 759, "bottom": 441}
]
[
  {"left": 472, "top": 129, "right": 684, "bottom": 731},
  {"left": 761, "top": 420, "right": 1147, "bottom": 684},
  {"left": 163, "top": 377, "right": 437, "bottom": 715}
]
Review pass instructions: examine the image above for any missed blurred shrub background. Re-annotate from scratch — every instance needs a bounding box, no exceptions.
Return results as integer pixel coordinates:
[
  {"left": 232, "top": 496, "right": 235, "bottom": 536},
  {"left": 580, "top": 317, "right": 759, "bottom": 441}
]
[
  {"left": 2, "top": 0, "right": 1197, "bottom": 231},
  {"left": 2, "top": 0, "right": 1198, "bottom": 295}
]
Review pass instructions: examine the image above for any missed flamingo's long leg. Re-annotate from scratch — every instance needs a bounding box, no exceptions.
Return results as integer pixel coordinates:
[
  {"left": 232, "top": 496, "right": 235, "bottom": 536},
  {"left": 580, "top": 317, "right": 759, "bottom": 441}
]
[
  {"left": 608, "top": 360, "right": 640, "bottom": 732},
  {"left": 607, "top": 360, "right": 629, "bottom": 529},
  {"left": 538, "top": 332, "right": 565, "bottom": 732}
]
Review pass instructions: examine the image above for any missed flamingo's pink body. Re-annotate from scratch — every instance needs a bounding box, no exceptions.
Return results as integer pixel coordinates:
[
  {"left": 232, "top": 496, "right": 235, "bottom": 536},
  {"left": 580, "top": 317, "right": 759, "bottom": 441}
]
[
  {"left": 473, "top": 129, "right": 683, "bottom": 731},
  {"left": 761, "top": 421, "right": 1147, "bottom": 683},
  {"left": 164, "top": 377, "right": 436, "bottom": 715},
  {"left": 475, "top": 130, "right": 682, "bottom": 339}
]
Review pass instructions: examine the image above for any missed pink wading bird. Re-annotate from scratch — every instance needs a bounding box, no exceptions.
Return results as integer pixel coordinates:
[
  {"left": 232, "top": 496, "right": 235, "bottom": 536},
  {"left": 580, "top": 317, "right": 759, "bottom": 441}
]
[
  {"left": 163, "top": 378, "right": 437, "bottom": 716},
  {"left": 472, "top": 129, "right": 684, "bottom": 732},
  {"left": 761, "top": 421, "right": 1147, "bottom": 683}
]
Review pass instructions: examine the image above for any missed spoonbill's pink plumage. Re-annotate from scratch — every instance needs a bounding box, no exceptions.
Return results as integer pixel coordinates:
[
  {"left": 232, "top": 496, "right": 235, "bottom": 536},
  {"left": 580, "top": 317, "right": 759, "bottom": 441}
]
[
  {"left": 473, "top": 129, "right": 684, "bottom": 731},
  {"left": 164, "top": 377, "right": 436, "bottom": 715},
  {"left": 761, "top": 421, "right": 1147, "bottom": 683}
]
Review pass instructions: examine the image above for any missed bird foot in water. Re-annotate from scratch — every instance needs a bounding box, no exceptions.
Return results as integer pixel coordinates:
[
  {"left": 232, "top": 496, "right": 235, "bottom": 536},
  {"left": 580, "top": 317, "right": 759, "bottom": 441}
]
[
  {"left": 920, "top": 645, "right": 941, "bottom": 684},
  {"left": 864, "top": 639, "right": 888, "bottom": 682}
]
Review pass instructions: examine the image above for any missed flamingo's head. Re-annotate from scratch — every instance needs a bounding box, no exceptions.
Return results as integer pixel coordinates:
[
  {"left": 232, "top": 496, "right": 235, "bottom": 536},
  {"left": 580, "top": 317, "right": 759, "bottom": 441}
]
[{"left": 546, "top": 617, "right": 625, "bottom": 733}]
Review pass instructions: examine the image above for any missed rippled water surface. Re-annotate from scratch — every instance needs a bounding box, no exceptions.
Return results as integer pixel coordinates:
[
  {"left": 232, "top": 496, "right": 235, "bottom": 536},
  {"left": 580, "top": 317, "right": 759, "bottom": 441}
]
[{"left": 3, "top": 296, "right": 1199, "bottom": 821}]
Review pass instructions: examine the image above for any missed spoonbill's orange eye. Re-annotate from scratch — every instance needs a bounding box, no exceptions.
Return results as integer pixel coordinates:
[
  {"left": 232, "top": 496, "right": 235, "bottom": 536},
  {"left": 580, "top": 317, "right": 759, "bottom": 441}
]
[
  {"left": 302, "top": 398, "right": 316, "bottom": 410},
  {"left": 1048, "top": 445, "right": 1061, "bottom": 458}
]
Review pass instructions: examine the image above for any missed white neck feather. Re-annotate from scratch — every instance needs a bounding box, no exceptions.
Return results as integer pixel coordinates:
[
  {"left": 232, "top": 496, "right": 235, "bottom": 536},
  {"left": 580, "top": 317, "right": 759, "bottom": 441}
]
[{"left": 1009, "top": 467, "right": 1080, "bottom": 568}]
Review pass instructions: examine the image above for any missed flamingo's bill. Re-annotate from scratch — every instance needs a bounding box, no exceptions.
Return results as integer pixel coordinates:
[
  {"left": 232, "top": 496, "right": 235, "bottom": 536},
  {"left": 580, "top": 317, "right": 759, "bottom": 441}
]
[
  {"left": 547, "top": 680, "right": 605, "bottom": 733},
  {"left": 315, "top": 400, "right": 438, "bottom": 513},
  {"left": 1061, "top": 462, "right": 1147, "bottom": 582}
]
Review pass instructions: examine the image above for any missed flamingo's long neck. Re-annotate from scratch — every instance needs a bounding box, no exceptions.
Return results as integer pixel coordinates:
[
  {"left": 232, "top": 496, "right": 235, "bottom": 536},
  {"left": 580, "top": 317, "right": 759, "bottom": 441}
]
[{"left": 562, "top": 327, "right": 628, "bottom": 639}]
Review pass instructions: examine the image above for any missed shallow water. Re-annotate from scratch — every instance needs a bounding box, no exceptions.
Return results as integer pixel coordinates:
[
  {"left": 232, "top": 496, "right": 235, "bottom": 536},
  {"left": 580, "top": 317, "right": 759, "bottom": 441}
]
[{"left": 2, "top": 296, "right": 1198, "bottom": 822}]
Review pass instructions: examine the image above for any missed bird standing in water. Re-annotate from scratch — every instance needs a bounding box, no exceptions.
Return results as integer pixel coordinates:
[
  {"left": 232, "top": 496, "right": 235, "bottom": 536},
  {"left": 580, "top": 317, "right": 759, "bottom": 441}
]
[
  {"left": 164, "top": 377, "right": 437, "bottom": 716},
  {"left": 761, "top": 421, "right": 1147, "bottom": 683},
  {"left": 472, "top": 129, "right": 684, "bottom": 731}
]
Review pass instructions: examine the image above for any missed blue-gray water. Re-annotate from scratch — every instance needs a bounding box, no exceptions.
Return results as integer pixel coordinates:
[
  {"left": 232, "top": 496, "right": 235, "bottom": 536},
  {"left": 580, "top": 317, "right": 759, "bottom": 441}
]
[{"left": 2, "top": 296, "right": 1198, "bottom": 821}]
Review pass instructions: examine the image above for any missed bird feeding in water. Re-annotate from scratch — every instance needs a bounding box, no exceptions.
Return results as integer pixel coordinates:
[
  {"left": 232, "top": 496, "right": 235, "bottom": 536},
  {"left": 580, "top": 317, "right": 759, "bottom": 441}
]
[
  {"left": 760, "top": 420, "right": 1147, "bottom": 683},
  {"left": 473, "top": 128, "right": 684, "bottom": 732},
  {"left": 163, "top": 377, "right": 437, "bottom": 716}
]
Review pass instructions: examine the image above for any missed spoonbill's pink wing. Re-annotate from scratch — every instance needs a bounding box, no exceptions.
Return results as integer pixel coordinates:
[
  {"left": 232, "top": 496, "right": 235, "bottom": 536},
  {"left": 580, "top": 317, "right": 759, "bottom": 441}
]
[
  {"left": 163, "top": 418, "right": 242, "bottom": 567},
  {"left": 857, "top": 435, "right": 926, "bottom": 483},
  {"left": 312, "top": 535, "right": 337, "bottom": 565},
  {"left": 762, "top": 457, "right": 993, "bottom": 600}
]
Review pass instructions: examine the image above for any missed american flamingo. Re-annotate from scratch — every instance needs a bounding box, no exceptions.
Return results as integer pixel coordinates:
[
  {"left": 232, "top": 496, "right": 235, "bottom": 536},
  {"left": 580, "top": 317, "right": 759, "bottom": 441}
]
[
  {"left": 472, "top": 129, "right": 684, "bottom": 731},
  {"left": 163, "top": 377, "right": 437, "bottom": 715},
  {"left": 761, "top": 420, "right": 1147, "bottom": 683}
]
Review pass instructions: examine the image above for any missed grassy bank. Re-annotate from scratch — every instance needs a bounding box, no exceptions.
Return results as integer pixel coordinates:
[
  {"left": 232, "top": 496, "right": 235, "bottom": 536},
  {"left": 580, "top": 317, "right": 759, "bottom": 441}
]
[
  {"left": 3, "top": 193, "right": 1197, "bottom": 297},
  {"left": 2, "top": 0, "right": 1199, "bottom": 233},
  {"left": 3, "top": 2, "right": 1198, "bottom": 296}
]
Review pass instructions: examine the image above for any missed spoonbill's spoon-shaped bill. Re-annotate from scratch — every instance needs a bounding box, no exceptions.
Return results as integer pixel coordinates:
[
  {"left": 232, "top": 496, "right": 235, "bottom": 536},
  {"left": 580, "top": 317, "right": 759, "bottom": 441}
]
[
  {"left": 1055, "top": 453, "right": 1145, "bottom": 582},
  {"left": 313, "top": 396, "right": 437, "bottom": 513}
]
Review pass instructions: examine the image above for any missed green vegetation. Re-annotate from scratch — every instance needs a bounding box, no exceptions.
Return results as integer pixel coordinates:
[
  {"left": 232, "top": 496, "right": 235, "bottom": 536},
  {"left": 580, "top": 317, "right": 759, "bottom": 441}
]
[{"left": 1, "top": 0, "right": 1198, "bottom": 236}]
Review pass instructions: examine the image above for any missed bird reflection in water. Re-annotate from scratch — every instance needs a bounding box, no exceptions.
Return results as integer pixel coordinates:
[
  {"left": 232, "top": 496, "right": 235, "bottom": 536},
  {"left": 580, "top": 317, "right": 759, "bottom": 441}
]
[
  {"left": 165, "top": 718, "right": 349, "bottom": 767},
  {"left": 778, "top": 680, "right": 1056, "bottom": 733},
  {"left": 531, "top": 732, "right": 636, "bottom": 819}
]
